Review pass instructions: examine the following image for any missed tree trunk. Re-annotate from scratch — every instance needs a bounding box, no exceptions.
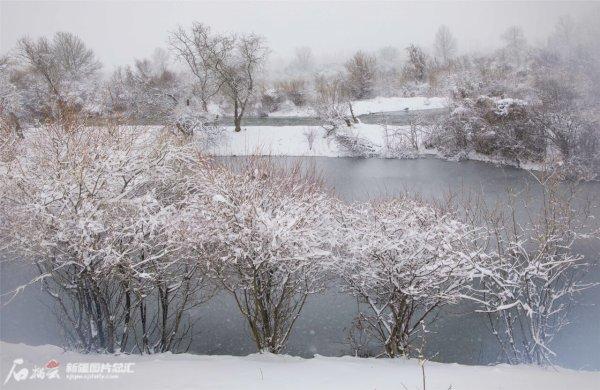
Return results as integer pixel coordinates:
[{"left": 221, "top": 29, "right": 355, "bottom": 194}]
[
  {"left": 349, "top": 102, "right": 359, "bottom": 124},
  {"left": 234, "top": 116, "right": 242, "bottom": 132},
  {"left": 139, "top": 300, "right": 149, "bottom": 354},
  {"left": 159, "top": 285, "right": 169, "bottom": 352},
  {"left": 234, "top": 99, "right": 242, "bottom": 132},
  {"left": 8, "top": 112, "right": 23, "bottom": 139},
  {"left": 120, "top": 288, "right": 131, "bottom": 350}
]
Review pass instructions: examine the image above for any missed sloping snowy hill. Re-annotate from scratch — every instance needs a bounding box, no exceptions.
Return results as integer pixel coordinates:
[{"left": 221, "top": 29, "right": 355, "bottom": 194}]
[{"left": 1, "top": 342, "right": 597, "bottom": 390}]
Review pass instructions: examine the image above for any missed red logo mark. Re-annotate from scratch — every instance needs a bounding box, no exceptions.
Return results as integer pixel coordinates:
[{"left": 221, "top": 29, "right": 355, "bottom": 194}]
[{"left": 45, "top": 360, "right": 60, "bottom": 369}]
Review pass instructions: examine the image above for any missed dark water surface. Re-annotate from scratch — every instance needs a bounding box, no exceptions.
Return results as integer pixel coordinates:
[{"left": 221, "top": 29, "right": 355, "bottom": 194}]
[{"left": 2, "top": 157, "right": 599, "bottom": 369}]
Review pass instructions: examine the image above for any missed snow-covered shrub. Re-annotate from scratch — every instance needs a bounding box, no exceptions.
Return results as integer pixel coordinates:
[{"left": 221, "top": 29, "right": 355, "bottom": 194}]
[
  {"left": 109, "top": 55, "right": 184, "bottom": 124},
  {"left": 334, "top": 129, "right": 378, "bottom": 158},
  {"left": 311, "top": 74, "right": 353, "bottom": 133},
  {"left": 465, "top": 174, "right": 599, "bottom": 365},
  {"left": 171, "top": 102, "right": 224, "bottom": 148},
  {"left": 427, "top": 95, "right": 546, "bottom": 162},
  {"left": 275, "top": 78, "right": 308, "bottom": 107},
  {"left": 0, "top": 122, "right": 211, "bottom": 353},
  {"left": 382, "top": 118, "right": 425, "bottom": 158},
  {"left": 566, "top": 119, "right": 600, "bottom": 179},
  {"left": 531, "top": 109, "right": 600, "bottom": 180},
  {"left": 335, "top": 197, "right": 478, "bottom": 357},
  {"left": 187, "top": 158, "right": 336, "bottom": 353},
  {"left": 259, "top": 88, "right": 285, "bottom": 115}
]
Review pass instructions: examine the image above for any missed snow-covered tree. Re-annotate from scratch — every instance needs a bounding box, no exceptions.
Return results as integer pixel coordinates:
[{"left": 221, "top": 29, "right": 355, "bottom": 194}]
[
  {"left": 108, "top": 50, "right": 223, "bottom": 141},
  {"left": 170, "top": 23, "right": 269, "bottom": 132},
  {"left": 16, "top": 31, "right": 102, "bottom": 123},
  {"left": 344, "top": 51, "right": 377, "bottom": 100},
  {"left": 335, "top": 197, "right": 478, "bottom": 357},
  {"left": 109, "top": 52, "right": 182, "bottom": 123},
  {"left": 169, "top": 24, "right": 224, "bottom": 112},
  {"left": 0, "top": 55, "right": 25, "bottom": 139},
  {"left": 0, "top": 56, "right": 25, "bottom": 161},
  {"left": 403, "top": 45, "right": 429, "bottom": 83}
]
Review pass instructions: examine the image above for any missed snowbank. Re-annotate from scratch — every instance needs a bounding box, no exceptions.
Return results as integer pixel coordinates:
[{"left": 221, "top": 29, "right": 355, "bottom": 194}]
[
  {"left": 206, "top": 124, "right": 545, "bottom": 172},
  {"left": 1, "top": 342, "right": 597, "bottom": 390},
  {"left": 268, "top": 96, "right": 448, "bottom": 117}
]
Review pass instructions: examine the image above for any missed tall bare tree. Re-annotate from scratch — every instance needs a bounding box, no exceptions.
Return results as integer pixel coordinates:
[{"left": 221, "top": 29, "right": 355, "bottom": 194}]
[
  {"left": 434, "top": 25, "right": 457, "bottom": 66},
  {"left": 169, "top": 24, "right": 223, "bottom": 112},
  {"left": 290, "top": 46, "right": 314, "bottom": 73},
  {"left": 170, "top": 23, "right": 268, "bottom": 132},
  {"left": 501, "top": 25, "right": 527, "bottom": 65}
]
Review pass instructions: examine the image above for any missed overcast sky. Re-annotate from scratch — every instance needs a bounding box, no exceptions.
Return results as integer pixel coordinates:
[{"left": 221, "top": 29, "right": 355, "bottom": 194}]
[{"left": 2, "top": 1, "right": 599, "bottom": 69}]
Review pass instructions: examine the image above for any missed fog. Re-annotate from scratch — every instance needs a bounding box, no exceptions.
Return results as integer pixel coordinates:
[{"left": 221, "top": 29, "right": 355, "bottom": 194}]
[{"left": 2, "top": 1, "right": 599, "bottom": 68}]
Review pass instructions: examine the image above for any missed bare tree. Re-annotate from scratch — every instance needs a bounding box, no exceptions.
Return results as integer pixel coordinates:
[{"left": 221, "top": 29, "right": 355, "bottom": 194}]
[
  {"left": 501, "top": 26, "right": 527, "bottom": 65},
  {"left": 290, "top": 46, "right": 315, "bottom": 73},
  {"left": 218, "top": 33, "right": 269, "bottom": 132},
  {"left": 169, "top": 24, "right": 224, "bottom": 112},
  {"left": 434, "top": 25, "right": 457, "bottom": 66},
  {"left": 311, "top": 74, "right": 354, "bottom": 134},
  {"left": 376, "top": 46, "right": 401, "bottom": 96},
  {"left": 170, "top": 23, "right": 268, "bottom": 132},
  {"left": 548, "top": 16, "right": 577, "bottom": 58}
]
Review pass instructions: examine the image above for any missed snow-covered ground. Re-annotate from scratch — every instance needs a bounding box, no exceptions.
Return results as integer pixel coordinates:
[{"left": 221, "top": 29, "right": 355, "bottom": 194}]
[
  {"left": 209, "top": 124, "right": 407, "bottom": 157},
  {"left": 268, "top": 96, "right": 448, "bottom": 117},
  {"left": 1, "top": 342, "right": 597, "bottom": 390},
  {"left": 207, "top": 124, "right": 545, "bottom": 171}
]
